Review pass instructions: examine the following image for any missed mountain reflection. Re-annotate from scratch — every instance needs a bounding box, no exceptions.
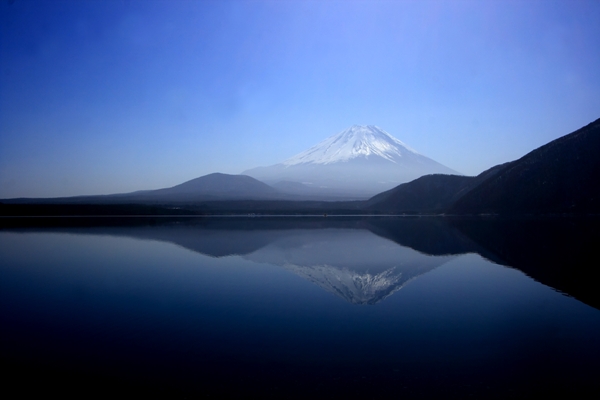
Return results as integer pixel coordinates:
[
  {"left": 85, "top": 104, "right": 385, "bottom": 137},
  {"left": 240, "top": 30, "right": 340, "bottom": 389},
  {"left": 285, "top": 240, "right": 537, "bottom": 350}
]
[
  {"left": 244, "top": 229, "right": 456, "bottom": 304},
  {"left": 2, "top": 216, "right": 599, "bottom": 309}
]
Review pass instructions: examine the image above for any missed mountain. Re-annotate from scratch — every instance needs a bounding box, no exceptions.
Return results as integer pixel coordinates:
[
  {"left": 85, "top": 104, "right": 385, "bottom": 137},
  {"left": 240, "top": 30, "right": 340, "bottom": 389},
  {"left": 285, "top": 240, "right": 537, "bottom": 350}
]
[
  {"left": 130, "top": 172, "right": 281, "bottom": 202},
  {"left": 365, "top": 163, "right": 510, "bottom": 213},
  {"left": 3, "top": 173, "right": 283, "bottom": 204},
  {"left": 366, "top": 174, "right": 474, "bottom": 213},
  {"left": 366, "top": 117, "right": 600, "bottom": 215},
  {"left": 451, "top": 118, "right": 600, "bottom": 214},
  {"left": 6, "top": 119, "right": 599, "bottom": 215},
  {"left": 243, "top": 125, "right": 458, "bottom": 198}
]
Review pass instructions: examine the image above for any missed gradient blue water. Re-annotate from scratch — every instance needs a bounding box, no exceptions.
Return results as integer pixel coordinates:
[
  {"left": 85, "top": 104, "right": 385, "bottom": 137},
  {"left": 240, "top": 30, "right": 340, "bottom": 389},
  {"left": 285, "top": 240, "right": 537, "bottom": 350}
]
[{"left": 1, "top": 227, "right": 599, "bottom": 397}]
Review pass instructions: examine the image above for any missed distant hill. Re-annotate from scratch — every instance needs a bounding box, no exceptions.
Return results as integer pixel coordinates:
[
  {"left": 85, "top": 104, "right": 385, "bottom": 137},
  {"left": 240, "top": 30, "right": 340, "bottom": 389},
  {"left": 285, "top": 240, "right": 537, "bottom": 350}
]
[
  {"left": 270, "top": 180, "right": 362, "bottom": 200},
  {"left": 2, "top": 173, "right": 284, "bottom": 205},
  {"left": 128, "top": 173, "right": 281, "bottom": 202},
  {"left": 451, "top": 118, "right": 600, "bottom": 214}
]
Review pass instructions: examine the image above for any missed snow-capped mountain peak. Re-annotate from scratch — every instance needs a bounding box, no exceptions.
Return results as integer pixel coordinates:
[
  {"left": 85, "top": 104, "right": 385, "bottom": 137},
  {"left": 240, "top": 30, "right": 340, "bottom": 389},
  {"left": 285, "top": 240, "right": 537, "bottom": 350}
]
[
  {"left": 282, "top": 125, "right": 419, "bottom": 166},
  {"left": 242, "top": 124, "right": 458, "bottom": 197}
]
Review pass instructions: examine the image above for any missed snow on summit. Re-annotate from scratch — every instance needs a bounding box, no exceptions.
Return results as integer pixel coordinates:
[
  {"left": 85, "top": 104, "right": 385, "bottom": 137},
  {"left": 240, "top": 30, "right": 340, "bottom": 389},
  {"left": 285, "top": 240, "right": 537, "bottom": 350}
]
[
  {"left": 242, "top": 124, "right": 458, "bottom": 198},
  {"left": 282, "top": 125, "right": 419, "bottom": 166}
]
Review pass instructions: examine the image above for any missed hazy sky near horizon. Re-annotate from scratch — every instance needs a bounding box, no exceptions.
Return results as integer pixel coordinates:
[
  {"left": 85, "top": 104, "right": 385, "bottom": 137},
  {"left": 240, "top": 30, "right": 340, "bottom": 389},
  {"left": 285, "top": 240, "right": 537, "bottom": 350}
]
[{"left": 1, "top": 0, "right": 600, "bottom": 198}]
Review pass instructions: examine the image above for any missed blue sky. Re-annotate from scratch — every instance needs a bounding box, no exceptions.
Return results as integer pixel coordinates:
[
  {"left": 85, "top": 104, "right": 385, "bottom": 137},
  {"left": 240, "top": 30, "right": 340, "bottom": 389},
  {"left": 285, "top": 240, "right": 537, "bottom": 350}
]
[{"left": 1, "top": 0, "right": 599, "bottom": 198}]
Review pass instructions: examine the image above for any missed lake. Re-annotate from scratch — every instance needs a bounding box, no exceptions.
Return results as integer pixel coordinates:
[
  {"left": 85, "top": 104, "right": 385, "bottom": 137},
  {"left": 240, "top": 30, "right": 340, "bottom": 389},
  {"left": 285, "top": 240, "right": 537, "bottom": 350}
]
[{"left": 1, "top": 216, "right": 599, "bottom": 398}]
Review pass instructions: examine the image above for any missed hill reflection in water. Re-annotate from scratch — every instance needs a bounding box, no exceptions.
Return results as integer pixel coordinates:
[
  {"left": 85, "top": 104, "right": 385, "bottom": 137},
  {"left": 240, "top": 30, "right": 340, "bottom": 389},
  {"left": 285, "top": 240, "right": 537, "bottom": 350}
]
[
  {"left": 4, "top": 216, "right": 597, "bottom": 308},
  {"left": 2, "top": 216, "right": 600, "bottom": 398}
]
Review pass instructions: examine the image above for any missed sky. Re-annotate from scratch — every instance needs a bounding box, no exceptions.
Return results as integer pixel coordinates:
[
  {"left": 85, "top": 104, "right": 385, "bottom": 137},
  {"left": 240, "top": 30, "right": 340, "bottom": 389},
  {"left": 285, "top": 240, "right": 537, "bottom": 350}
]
[{"left": 1, "top": 0, "right": 600, "bottom": 198}]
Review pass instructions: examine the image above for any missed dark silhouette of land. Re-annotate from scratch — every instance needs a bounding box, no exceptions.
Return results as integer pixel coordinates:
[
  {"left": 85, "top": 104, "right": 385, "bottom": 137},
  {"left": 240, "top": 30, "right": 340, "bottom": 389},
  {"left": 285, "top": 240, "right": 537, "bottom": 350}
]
[
  {"left": 364, "top": 163, "right": 509, "bottom": 213},
  {"left": 1, "top": 117, "right": 599, "bottom": 216}
]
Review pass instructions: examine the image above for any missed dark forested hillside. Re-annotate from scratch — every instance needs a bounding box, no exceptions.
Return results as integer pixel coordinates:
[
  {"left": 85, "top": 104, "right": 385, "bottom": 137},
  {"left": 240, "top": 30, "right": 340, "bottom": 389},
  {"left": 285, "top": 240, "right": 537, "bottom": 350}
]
[
  {"left": 365, "top": 163, "right": 510, "bottom": 214},
  {"left": 451, "top": 118, "right": 600, "bottom": 214}
]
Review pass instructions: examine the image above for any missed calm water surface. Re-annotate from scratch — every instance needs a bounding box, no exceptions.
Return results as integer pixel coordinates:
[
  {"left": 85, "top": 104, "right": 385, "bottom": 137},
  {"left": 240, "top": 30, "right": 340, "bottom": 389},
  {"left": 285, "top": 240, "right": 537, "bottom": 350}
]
[{"left": 1, "top": 217, "right": 599, "bottom": 398}]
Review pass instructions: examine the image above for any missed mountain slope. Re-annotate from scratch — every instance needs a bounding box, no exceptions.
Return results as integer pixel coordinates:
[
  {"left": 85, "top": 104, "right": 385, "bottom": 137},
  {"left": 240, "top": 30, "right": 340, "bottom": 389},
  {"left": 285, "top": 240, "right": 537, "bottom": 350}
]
[
  {"left": 243, "top": 125, "right": 458, "bottom": 198},
  {"left": 451, "top": 118, "right": 600, "bottom": 214},
  {"left": 365, "top": 174, "right": 475, "bottom": 213},
  {"left": 281, "top": 124, "right": 420, "bottom": 165},
  {"left": 138, "top": 173, "right": 280, "bottom": 201},
  {"left": 3, "top": 173, "right": 283, "bottom": 204},
  {"left": 365, "top": 163, "right": 511, "bottom": 213}
]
